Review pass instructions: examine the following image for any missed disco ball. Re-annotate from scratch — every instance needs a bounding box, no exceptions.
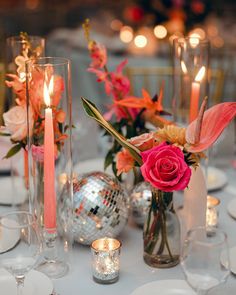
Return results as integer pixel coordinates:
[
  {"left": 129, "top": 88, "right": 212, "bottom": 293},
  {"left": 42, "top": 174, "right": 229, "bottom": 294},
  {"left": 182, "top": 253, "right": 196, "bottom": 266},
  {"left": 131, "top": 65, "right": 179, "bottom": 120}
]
[
  {"left": 59, "top": 171, "right": 129, "bottom": 245},
  {"left": 130, "top": 181, "right": 152, "bottom": 227}
]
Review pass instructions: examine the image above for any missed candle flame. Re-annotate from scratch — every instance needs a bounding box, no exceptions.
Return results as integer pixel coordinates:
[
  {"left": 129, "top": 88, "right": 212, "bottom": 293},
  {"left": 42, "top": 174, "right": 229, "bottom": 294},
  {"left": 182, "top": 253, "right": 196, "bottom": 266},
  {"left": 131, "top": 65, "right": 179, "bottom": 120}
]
[
  {"left": 189, "top": 34, "right": 200, "bottom": 48},
  {"left": 44, "top": 76, "right": 54, "bottom": 107},
  {"left": 181, "top": 61, "right": 188, "bottom": 74},
  {"left": 195, "top": 66, "right": 205, "bottom": 82}
]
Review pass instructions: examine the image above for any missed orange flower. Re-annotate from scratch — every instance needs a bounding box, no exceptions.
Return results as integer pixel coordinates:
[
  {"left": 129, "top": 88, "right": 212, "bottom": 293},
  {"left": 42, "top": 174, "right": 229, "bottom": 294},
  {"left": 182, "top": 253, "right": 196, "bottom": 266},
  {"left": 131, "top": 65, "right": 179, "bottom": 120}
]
[
  {"left": 116, "top": 149, "right": 135, "bottom": 176},
  {"left": 55, "top": 109, "right": 66, "bottom": 123},
  {"left": 115, "top": 88, "right": 164, "bottom": 112}
]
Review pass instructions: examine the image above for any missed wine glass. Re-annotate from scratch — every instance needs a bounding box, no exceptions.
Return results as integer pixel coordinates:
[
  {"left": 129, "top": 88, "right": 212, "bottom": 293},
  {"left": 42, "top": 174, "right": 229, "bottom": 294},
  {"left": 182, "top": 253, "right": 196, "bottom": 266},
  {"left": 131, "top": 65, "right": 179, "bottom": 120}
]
[
  {"left": 181, "top": 226, "right": 230, "bottom": 295},
  {"left": 0, "top": 211, "right": 41, "bottom": 295}
]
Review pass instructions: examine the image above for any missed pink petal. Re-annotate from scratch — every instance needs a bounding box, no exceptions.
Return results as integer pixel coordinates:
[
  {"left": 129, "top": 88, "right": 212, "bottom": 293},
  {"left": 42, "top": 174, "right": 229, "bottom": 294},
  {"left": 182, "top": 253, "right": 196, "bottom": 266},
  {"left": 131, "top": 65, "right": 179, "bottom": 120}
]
[
  {"left": 116, "top": 59, "right": 128, "bottom": 73},
  {"left": 186, "top": 102, "right": 236, "bottom": 152}
]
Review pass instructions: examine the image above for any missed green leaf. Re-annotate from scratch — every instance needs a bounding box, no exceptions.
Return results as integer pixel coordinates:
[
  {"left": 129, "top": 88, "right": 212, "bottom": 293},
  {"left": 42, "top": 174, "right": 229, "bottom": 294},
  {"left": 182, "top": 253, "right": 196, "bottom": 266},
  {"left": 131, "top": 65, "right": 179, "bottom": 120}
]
[
  {"left": 104, "top": 150, "right": 114, "bottom": 170},
  {"left": 3, "top": 144, "right": 22, "bottom": 159},
  {"left": 112, "top": 161, "right": 122, "bottom": 182},
  {"left": 81, "top": 97, "right": 142, "bottom": 166}
]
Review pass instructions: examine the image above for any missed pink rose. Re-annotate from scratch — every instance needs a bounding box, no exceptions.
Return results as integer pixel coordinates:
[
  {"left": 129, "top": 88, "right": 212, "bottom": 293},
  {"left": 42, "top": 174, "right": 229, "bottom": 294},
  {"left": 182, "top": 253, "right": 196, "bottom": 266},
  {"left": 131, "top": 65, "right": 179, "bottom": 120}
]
[
  {"left": 31, "top": 144, "right": 58, "bottom": 163},
  {"left": 32, "top": 145, "right": 44, "bottom": 163},
  {"left": 140, "top": 142, "right": 191, "bottom": 192},
  {"left": 3, "top": 105, "right": 34, "bottom": 142},
  {"left": 116, "top": 149, "right": 135, "bottom": 176},
  {"left": 129, "top": 133, "right": 155, "bottom": 151}
]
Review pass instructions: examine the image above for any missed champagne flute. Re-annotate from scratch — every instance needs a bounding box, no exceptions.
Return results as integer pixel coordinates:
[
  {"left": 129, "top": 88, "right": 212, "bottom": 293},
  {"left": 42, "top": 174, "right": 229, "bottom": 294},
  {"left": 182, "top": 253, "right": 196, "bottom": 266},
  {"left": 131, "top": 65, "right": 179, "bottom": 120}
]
[
  {"left": 181, "top": 226, "right": 230, "bottom": 295},
  {"left": 0, "top": 211, "right": 41, "bottom": 295}
]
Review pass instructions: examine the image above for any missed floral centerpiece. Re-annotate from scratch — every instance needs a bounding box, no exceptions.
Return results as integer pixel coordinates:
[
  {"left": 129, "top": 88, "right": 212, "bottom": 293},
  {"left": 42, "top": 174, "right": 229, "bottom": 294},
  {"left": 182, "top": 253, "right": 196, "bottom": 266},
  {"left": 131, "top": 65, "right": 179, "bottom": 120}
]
[
  {"left": 81, "top": 95, "right": 236, "bottom": 267},
  {"left": 83, "top": 19, "right": 171, "bottom": 180}
]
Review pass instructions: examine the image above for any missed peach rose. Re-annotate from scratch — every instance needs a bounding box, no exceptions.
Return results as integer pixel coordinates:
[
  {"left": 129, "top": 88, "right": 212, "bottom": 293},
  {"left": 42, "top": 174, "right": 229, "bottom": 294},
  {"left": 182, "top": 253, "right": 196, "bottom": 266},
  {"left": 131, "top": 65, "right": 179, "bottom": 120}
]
[
  {"left": 129, "top": 132, "right": 155, "bottom": 151},
  {"left": 140, "top": 142, "right": 191, "bottom": 192},
  {"left": 3, "top": 105, "right": 34, "bottom": 141}
]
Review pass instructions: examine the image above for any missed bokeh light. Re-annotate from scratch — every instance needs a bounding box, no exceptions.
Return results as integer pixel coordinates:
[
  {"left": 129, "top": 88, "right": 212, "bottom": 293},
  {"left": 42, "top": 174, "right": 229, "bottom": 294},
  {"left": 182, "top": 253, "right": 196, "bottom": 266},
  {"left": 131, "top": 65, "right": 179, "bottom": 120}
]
[
  {"left": 120, "top": 26, "right": 133, "bottom": 43},
  {"left": 134, "top": 35, "right": 147, "bottom": 48},
  {"left": 154, "top": 25, "right": 167, "bottom": 39},
  {"left": 110, "top": 19, "right": 123, "bottom": 31}
]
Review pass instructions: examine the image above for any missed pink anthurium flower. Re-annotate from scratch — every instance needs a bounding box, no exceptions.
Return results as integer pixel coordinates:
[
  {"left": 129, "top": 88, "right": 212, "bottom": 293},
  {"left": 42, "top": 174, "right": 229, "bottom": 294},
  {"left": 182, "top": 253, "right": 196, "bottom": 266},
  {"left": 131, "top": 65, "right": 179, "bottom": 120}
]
[{"left": 186, "top": 102, "right": 236, "bottom": 152}]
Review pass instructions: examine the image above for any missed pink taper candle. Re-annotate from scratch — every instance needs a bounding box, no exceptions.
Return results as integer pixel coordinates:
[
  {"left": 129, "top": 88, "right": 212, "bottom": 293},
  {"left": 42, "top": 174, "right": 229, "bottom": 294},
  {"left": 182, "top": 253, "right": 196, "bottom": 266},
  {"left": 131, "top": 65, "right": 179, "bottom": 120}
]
[
  {"left": 43, "top": 78, "right": 56, "bottom": 231},
  {"left": 189, "top": 81, "right": 200, "bottom": 123},
  {"left": 189, "top": 66, "right": 205, "bottom": 123}
]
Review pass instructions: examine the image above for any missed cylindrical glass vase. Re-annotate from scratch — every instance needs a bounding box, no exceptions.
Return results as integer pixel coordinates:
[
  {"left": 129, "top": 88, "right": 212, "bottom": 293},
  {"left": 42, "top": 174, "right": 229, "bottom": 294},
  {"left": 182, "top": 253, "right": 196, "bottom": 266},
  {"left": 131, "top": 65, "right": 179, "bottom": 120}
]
[
  {"left": 143, "top": 187, "right": 180, "bottom": 268},
  {"left": 173, "top": 37, "right": 210, "bottom": 126},
  {"left": 26, "top": 57, "right": 73, "bottom": 278},
  {"left": 2, "top": 35, "right": 45, "bottom": 209},
  {"left": 6, "top": 35, "right": 45, "bottom": 76}
]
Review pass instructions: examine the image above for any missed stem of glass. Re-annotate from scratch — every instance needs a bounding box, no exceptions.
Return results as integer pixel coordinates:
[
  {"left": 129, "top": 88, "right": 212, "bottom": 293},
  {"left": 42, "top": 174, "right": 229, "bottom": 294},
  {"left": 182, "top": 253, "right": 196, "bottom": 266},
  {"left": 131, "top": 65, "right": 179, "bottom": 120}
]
[{"left": 16, "top": 275, "right": 25, "bottom": 295}]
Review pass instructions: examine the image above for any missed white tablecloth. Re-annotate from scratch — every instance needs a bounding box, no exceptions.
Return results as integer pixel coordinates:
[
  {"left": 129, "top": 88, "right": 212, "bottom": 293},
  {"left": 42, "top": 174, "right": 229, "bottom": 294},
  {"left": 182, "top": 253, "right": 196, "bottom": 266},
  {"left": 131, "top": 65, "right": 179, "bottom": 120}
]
[{"left": 1, "top": 164, "right": 236, "bottom": 294}]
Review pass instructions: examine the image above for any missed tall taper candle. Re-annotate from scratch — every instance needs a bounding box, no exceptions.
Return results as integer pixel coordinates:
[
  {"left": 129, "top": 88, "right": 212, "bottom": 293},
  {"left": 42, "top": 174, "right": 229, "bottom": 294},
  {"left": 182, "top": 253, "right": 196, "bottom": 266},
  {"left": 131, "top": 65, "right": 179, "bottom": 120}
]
[
  {"left": 189, "top": 66, "right": 205, "bottom": 123},
  {"left": 43, "top": 78, "right": 56, "bottom": 231}
]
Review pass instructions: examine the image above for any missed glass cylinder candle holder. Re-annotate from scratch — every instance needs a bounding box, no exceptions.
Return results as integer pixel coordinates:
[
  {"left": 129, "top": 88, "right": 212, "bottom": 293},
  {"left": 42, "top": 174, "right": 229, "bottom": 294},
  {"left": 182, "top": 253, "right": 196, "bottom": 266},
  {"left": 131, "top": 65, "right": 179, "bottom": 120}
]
[
  {"left": 6, "top": 35, "right": 45, "bottom": 75},
  {"left": 3, "top": 35, "right": 45, "bottom": 207},
  {"left": 91, "top": 237, "right": 121, "bottom": 284},
  {"left": 173, "top": 37, "right": 210, "bottom": 126},
  {"left": 206, "top": 195, "right": 220, "bottom": 227},
  {"left": 26, "top": 57, "right": 73, "bottom": 278}
]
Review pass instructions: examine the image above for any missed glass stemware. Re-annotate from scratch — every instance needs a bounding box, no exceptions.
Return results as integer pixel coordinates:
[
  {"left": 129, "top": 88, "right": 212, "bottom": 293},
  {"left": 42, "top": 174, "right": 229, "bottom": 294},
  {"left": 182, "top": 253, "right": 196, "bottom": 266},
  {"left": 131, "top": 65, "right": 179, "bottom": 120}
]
[
  {"left": 0, "top": 211, "right": 41, "bottom": 295},
  {"left": 181, "top": 226, "right": 230, "bottom": 295}
]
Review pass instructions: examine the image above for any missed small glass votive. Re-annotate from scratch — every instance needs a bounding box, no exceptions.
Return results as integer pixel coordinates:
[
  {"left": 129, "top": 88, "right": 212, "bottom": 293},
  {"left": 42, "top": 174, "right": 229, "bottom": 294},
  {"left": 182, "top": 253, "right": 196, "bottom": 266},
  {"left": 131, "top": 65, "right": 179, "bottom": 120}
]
[
  {"left": 206, "top": 195, "right": 220, "bottom": 227},
  {"left": 91, "top": 237, "right": 121, "bottom": 284}
]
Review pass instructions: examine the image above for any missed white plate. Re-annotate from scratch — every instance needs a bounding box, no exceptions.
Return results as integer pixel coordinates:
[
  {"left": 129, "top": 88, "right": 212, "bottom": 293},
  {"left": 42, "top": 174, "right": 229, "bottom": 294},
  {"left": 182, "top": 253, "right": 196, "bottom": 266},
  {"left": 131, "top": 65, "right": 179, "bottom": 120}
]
[
  {"left": 0, "top": 218, "right": 20, "bottom": 253},
  {"left": 205, "top": 167, "right": 227, "bottom": 191},
  {"left": 0, "top": 176, "right": 27, "bottom": 205},
  {"left": 221, "top": 246, "right": 236, "bottom": 275},
  {"left": 227, "top": 199, "right": 236, "bottom": 219},
  {"left": 0, "top": 268, "right": 53, "bottom": 295},
  {"left": 130, "top": 279, "right": 196, "bottom": 295}
]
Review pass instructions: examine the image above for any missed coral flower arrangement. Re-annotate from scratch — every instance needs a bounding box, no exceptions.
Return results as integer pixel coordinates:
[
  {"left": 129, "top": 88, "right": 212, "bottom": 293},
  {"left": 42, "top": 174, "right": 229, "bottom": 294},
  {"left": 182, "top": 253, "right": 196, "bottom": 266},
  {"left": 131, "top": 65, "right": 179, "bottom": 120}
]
[
  {"left": 1, "top": 33, "right": 67, "bottom": 159},
  {"left": 82, "top": 95, "right": 236, "bottom": 267}
]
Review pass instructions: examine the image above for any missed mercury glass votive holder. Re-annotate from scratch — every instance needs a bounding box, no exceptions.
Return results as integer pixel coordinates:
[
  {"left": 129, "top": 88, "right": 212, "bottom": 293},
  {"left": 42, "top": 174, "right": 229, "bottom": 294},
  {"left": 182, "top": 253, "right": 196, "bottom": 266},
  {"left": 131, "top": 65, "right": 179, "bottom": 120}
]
[
  {"left": 91, "top": 237, "right": 121, "bottom": 284},
  {"left": 206, "top": 195, "right": 220, "bottom": 227}
]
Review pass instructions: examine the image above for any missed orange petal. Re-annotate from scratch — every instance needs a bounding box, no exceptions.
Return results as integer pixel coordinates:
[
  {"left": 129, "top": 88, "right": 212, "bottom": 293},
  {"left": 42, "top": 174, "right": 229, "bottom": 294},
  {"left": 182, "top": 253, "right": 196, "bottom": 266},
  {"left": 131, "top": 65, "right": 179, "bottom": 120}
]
[
  {"left": 115, "top": 96, "right": 145, "bottom": 108},
  {"left": 186, "top": 102, "right": 236, "bottom": 152}
]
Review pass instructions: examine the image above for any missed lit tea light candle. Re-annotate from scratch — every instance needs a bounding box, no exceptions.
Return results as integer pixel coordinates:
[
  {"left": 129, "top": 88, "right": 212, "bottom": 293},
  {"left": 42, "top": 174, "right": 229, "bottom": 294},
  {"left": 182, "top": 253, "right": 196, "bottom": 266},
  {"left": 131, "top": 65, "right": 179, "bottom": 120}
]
[
  {"left": 206, "top": 195, "right": 220, "bottom": 227},
  {"left": 189, "top": 66, "right": 205, "bottom": 123},
  {"left": 91, "top": 237, "right": 121, "bottom": 284}
]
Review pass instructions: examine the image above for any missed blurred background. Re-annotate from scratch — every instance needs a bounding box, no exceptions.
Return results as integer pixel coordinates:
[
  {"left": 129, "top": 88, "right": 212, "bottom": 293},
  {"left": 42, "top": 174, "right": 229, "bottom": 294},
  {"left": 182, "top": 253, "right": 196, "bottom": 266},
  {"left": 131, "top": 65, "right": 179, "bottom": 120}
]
[{"left": 0, "top": 0, "right": 235, "bottom": 162}]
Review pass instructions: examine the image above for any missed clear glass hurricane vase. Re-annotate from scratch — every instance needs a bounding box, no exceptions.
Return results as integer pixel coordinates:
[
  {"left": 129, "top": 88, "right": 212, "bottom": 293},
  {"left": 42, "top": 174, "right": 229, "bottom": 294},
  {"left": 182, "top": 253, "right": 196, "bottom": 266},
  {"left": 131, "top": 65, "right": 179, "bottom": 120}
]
[
  {"left": 4, "top": 35, "right": 45, "bottom": 208},
  {"left": 26, "top": 57, "right": 73, "bottom": 278},
  {"left": 173, "top": 37, "right": 210, "bottom": 126},
  {"left": 143, "top": 187, "right": 180, "bottom": 268}
]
